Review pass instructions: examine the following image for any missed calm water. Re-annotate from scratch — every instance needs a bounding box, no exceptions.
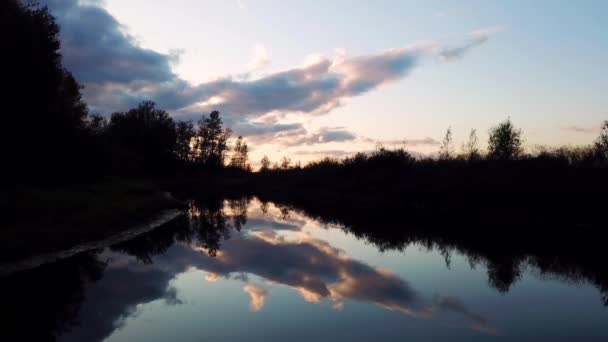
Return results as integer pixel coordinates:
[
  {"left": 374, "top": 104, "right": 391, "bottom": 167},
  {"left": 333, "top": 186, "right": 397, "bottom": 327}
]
[{"left": 3, "top": 197, "right": 607, "bottom": 341}]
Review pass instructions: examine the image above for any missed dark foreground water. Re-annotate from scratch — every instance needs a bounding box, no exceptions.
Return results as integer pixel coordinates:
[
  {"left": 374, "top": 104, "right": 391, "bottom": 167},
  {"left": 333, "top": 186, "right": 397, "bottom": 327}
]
[{"left": 2, "top": 197, "right": 607, "bottom": 341}]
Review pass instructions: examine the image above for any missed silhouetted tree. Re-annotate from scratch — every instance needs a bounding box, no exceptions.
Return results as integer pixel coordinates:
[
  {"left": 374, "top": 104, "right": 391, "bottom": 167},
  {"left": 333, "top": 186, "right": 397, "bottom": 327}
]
[
  {"left": 86, "top": 115, "right": 108, "bottom": 136},
  {"left": 196, "top": 111, "right": 232, "bottom": 168},
  {"left": 230, "top": 136, "right": 250, "bottom": 170},
  {"left": 439, "top": 127, "right": 454, "bottom": 160},
  {"left": 487, "top": 118, "right": 523, "bottom": 160},
  {"left": 594, "top": 120, "right": 608, "bottom": 161},
  {"left": 281, "top": 156, "right": 292, "bottom": 169},
  {"left": 175, "top": 120, "right": 195, "bottom": 161},
  {"left": 260, "top": 155, "right": 271, "bottom": 172},
  {"left": 107, "top": 101, "right": 176, "bottom": 174},
  {"left": 2, "top": 1, "right": 91, "bottom": 180},
  {"left": 462, "top": 129, "right": 481, "bottom": 160}
]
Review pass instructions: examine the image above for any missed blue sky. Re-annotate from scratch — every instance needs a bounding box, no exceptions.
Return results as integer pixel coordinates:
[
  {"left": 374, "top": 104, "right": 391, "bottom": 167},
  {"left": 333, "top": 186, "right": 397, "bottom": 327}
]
[{"left": 43, "top": 0, "right": 607, "bottom": 162}]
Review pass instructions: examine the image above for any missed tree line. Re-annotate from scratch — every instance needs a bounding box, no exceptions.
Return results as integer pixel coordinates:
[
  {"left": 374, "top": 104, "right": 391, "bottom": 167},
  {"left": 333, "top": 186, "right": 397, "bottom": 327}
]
[{"left": 258, "top": 117, "right": 608, "bottom": 173}]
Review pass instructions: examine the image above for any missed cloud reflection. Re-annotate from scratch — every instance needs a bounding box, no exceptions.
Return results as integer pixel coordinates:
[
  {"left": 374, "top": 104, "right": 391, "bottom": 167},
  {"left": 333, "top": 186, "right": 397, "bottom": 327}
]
[
  {"left": 243, "top": 284, "right": 268, "bottom": 312},
  {"left": 168, "top": 226, "right": 497, "bottom": 334}
]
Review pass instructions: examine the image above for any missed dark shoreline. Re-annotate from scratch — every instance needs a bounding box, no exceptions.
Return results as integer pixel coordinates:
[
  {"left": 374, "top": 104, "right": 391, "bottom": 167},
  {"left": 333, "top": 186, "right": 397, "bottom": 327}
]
[
  {"left": 0, "top": 209, "right": 183, "bottom": 277},
  {"left": 0, "top": 180, "right": 187, "bottom": 263}
]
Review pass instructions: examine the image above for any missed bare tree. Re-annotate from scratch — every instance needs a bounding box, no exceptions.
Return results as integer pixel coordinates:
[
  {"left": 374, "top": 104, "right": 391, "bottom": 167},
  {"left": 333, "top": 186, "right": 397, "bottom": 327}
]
[
  {"left": 462, "top": 129, "right": 481, "bottom": 160},
  {"left": 439, "top": 127, "right": 454, "bottom": 160}
]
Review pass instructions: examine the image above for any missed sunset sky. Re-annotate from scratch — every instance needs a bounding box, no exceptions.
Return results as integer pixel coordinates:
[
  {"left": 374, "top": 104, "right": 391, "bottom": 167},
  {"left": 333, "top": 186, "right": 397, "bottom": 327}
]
[{"left": 42, "top": 0, "right": 607, "bottom": 164}]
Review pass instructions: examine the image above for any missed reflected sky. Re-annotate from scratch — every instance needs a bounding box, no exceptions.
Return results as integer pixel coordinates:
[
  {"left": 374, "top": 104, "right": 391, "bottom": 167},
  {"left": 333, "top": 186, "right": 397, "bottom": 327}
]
[{"left": 3, "top": 198, "right": 607, "bottom": 342}]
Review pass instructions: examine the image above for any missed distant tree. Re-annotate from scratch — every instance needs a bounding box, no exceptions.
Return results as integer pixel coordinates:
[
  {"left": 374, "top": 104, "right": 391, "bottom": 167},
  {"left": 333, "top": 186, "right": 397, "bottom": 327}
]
[
  {"left": 230, "top": 136, "right": 250, "bottom": 170},
  {"left": 594, "top": 121, "right": 608, "bottom": 160},
  {"left": 439, "top": 127, "right": 454, "bottom": 160},
  {"left": 197, "top": 111, "right": 231, "bottom": 168},
  {"left": 260, "top": 156, "right": 271, "bottom": 172},
  {"left": 280, "top": 156, "right": 292, "bottom": 169},
  {"left": 488, "top": 118, "right": 523, "bottom": 160},
  {"left": 175, "top": 120, "right": 195, "bottom": 161},
  {"left": 462, "top": 129, "right": 481, "bottom": 160}
]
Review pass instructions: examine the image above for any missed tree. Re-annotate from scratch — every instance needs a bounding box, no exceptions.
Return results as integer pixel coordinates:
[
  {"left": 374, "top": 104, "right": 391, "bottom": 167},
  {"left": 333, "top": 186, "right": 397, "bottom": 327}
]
[
  {"left": 107, "top": 101, "right": 176, "bottom": 173},
  {"left": 86, "top": 115, "right": 108, "bottom": 137},
  {"left": 462, "top": 129, "right": 481, "bottom": 160},
  {"left": 594, "top": 121, "right": 608, "bottom": 160},
  {"left": 280, "top": 156, "right": 292, "bottom": 169},
  {"left": 175, "top": 120, "right": 195, "bottom": 161},
  {"left": 260, "top": 156, "right": 271, "bottom": 172},
  {"left": 197, "top": 111, "right": 231, "bottom": 168},
  {"left": 230, "top": 136, "right": 250, "bottom": 170},
  {"left": 488, "top": 118, "right": 523, "bottom": 160},
  {"left": 439, "top": 127, "right": 454, "bottom": 160},
  {"left": 2, "top": 1, "right": 92, "bottom": 179}
]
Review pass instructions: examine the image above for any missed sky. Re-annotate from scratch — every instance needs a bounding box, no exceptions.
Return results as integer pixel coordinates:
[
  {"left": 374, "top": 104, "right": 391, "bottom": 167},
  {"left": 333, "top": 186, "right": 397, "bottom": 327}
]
[{"left": 41, "top": 0, "right": 607, "bottom": 164}]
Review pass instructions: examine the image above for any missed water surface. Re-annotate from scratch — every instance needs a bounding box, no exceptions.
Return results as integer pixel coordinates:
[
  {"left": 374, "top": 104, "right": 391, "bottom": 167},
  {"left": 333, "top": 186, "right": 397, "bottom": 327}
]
[{"left": 3, "top": 197, "right": 607, "bottom": 341}]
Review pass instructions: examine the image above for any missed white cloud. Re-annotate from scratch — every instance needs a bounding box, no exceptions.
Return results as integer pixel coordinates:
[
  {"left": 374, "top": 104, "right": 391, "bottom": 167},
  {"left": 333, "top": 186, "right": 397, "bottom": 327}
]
[
  {"left": 248, "top": 44, "right": 271, "bottom": 70},
  {"left": 243, "top": 284, "right": 268, "bottom": 311}
]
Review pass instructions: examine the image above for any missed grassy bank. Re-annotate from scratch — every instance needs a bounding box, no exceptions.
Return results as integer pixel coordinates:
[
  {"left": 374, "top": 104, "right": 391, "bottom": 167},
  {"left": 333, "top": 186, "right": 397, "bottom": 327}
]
[{"left": 0, "top": 180, "right": 186, "bottom": 262}]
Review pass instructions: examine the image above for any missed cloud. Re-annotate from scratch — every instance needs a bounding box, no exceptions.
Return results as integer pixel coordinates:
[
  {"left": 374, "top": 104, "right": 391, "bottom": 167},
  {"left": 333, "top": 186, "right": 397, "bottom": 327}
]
[
  {"left": 248, "top": 44, "right": 271, "bottom": 70},
  {"left": 237, "top": 0, "right": 246, "bottom": 10},
  {"left": 43, "top": 0, "right": 498, "bottom": 121},
  {"left": 231, "top": 121, "right": 306, "bottom": 143},
  {"left": 246, "top": 218, "right": 302, "bottom": 231},
  {"left": 280, "top": 127, "right": 358, "bottom": 146},
  {"left": 163, "top": 230, "right": 495, "bottom": 333},
  {"left": 563, "top": 124, "right": 603, "bottom": 133},
  {"left": 41, "top": 1, "right": 500, "bottom": 152},
  {"left": 40, "top": 0, "right": 176, "bottom": 87},
  {"left": 292, "top": 150, "right": 367, "bottom": 158},
  {"left": 230, "top": 124, "right": 359, "bottom": 147},
  {"left": 243, "top": 284, "right": 268, "bottom": 311},
  {"left": 206, "top": 272, "right": 222, "bottom": 282},
  {"left": 441, "top": 26, "right": 504, "bottom": 61},
  {"left": 373, "top": 137, "right": 440, "bottom": 146},
  {"left": 289, "top": 136, "right": 440, "bottom": 159}
]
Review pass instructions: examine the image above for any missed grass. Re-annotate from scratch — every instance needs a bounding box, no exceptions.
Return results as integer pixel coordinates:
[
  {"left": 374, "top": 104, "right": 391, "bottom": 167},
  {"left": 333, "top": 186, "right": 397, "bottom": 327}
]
[{"left": 0, "top": 179, "right": 186, "bottom": 262}]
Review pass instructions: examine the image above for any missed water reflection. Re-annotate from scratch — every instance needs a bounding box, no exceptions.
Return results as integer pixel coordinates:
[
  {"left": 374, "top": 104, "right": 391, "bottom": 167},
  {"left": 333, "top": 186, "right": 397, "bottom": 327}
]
[{"left": 1, "top": 194, "right": 607, "bottom": 341}]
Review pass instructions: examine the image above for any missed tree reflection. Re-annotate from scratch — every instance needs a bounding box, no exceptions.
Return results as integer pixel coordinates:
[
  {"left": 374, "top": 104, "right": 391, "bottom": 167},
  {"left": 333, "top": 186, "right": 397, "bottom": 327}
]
[
  {"left": 110, "top": 215, "right": 192, "bottom": 264},
  {"left": 1, "top": 252, "right": 107, "bottom": 341},
  {"left": 257, "top": 195, "right": 608, "bottom": 304},
  {"left": 0, "top": 195, "right": 252, "bottom": 341},
  {"left": 110, "top": 195, "right": 252, "bottom": 262},
  {"left": 228, "top": 197, "right": 250, "bottom": 231},
  {"left": 3, "top": 193, "right": 607, "bottom": 342}
]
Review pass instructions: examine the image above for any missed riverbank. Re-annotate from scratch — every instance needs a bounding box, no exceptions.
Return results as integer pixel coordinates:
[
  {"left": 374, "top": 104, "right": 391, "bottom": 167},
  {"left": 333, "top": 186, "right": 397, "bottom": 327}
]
[{"left": 0, "top": 180, "right": 187, "bottom": 262}]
